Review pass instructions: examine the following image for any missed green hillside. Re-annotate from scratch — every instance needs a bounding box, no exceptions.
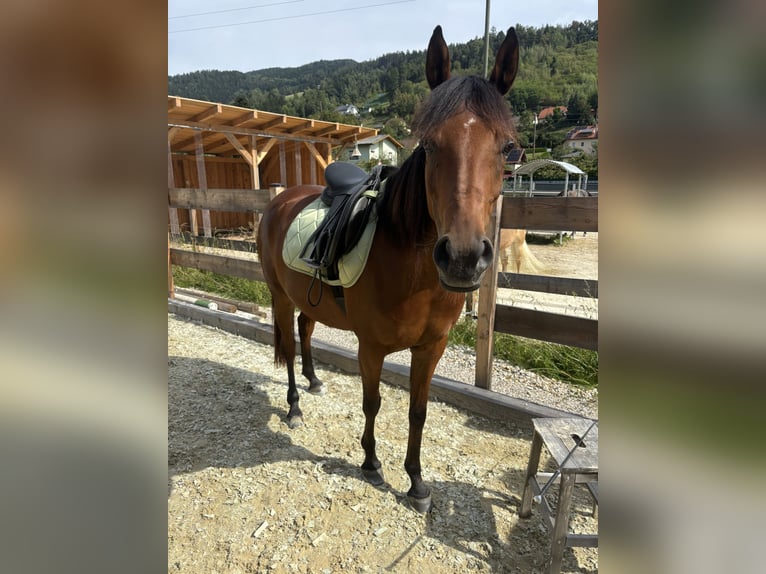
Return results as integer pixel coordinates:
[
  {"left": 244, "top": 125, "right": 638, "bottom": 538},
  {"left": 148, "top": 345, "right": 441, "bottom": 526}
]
[{"left": 168, "top": 21, "right": 597, "bottom": 165}]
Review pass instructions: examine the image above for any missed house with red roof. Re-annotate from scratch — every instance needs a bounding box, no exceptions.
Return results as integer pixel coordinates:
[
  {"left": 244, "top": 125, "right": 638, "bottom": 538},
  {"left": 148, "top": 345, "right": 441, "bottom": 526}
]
[{"left": 563, "top": 125, "right": 598, "bottom": 155}]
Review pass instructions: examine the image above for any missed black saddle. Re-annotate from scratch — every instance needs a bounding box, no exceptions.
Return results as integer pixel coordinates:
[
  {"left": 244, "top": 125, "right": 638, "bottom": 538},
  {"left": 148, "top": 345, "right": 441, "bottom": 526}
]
[{"left": 300, "top": 162, "right": 396, "bottom": 283}]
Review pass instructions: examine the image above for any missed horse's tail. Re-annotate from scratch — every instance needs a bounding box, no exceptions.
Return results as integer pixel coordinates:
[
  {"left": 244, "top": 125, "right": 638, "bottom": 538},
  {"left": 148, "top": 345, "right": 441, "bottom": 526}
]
[
  {"left": 271, "top": 302, "right": 288, "bottom": 367},
  {"left": 511, "top": 239, "right": 546, "bottom": 274}
]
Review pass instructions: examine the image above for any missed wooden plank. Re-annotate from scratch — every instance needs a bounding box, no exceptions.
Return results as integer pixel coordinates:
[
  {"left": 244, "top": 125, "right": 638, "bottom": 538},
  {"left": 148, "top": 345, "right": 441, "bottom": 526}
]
[
  {"left": 303, "top": 141, "right": 329, "bottom": 170},
  {"left": 279, "top": 141, "right": 287, "bottom": 185},
  {"left": 168, "top": 187, "right": 272, "bottom": 212},
  {"left": 189, "top": 103, "right": 222, "bottom": 123},
  {"left": 168, "top": 97, "right": 181, "bottom": 110},
  {"left": 223, "top": 133, "right": 254, "bottom": 166},
  {"left": 498, "top": 272, "right": 598, "bottom": 298},
  {"left": 294, "top": 142, "right": 302, "bottom": 186},
  {"left": 494, "top": 305, "right": 598, "bottom": 350},
  {"left": 313, "top": 123, "right": 339, "bottom": 137},
  {"left": 169, "top": 118, "right": 364, "bottom": 146},
  {"left": 170, "top": 248, "right": 265, "bottom": 282},
  {"left": 250, "top": 136, "right": 261, "bottom": 235},
  {"left": 194, "top": 131, "right": 212, "bottom": 238},
  {"left": 288, "top": 119, "right": 314, "bottom": 134},
  {"left": 256, "top": 138, "right": 277, "bottom": 164},
  {"left": 501, "top": 197, "right": 598, "bottom": 232},
  {"left": 167, "top": 233, "right": 174, "bottom": 298},
  {"left": 176, "top": 232, "right": 259, "bottom": 253},
  {"left": 167, "top": 299, "right": 574, "bottom": 425},
  {"left": 231, "top": 110, "right": 258, "bottom": 126},
  {"left": 167, "top": 137, "right": 181, "bottom": 237},
  {"left": 260, "top": 115, "right": 287, "bottom": 130},
  {"left": 475, "top": 197, "right": 503, "bottom": 390}
]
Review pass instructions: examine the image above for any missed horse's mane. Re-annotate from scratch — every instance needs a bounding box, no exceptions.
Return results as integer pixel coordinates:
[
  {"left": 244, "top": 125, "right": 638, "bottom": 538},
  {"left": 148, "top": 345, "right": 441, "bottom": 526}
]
[{"left": 378, "top": 76, "right": 516, "bottom": 247}]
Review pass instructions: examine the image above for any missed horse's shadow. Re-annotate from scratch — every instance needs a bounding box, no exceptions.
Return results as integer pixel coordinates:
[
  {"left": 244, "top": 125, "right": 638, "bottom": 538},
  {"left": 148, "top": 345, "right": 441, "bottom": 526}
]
[{"left": 168, "top": 354, "right": 595, "bottom": 573}]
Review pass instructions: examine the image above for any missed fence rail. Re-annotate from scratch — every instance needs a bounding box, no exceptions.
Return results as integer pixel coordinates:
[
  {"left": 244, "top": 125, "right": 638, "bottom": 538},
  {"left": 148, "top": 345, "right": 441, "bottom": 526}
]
[{"left": 168, "top": 187, "right": 598, "bottom": 390}]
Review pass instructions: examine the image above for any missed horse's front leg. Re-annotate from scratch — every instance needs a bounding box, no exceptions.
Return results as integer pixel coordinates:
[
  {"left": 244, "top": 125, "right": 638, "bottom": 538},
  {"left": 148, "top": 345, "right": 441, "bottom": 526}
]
[
  {"left": 357, "top": 342, "right": 386, "bottom": 486},
  {"left": 297, "top": 312, "right": 324, "bottom": 394},
  {"left": 405, "top": 336, "right": 449, "bottom": 513}
]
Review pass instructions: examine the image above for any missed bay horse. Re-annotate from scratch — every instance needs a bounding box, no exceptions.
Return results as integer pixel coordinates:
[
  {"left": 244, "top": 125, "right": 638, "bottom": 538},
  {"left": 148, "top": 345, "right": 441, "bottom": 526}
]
[{"left": 257, "top": 25, "right": 520, "bottom": 513}]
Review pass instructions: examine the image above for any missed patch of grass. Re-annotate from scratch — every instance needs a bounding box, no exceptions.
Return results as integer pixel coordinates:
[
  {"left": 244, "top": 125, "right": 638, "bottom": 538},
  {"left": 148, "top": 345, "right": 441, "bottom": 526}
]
[
  {"left": 449, "top": 317, "right": 598, "bottom": 387},
  {"left": 172, "top": 267, "right": 272, "bottom": 306}
]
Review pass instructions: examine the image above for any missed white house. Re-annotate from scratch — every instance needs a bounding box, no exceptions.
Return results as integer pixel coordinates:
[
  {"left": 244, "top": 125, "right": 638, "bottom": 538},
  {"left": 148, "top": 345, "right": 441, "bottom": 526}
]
[
  {"left": 346, "top": 134, "right": 404, "bottom": 165},
  {"left": 563, "top": 125, "right": 598, "bottom": 155},
  {"left": 335, "top": 104, "right": 359, "bottom": 116}
]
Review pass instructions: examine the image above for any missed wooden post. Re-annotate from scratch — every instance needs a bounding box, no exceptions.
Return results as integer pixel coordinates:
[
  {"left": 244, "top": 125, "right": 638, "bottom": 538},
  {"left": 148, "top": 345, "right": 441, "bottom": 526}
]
[
  {"left": 294, "top": 141, "right": 303, "bottom": 186},
  {"left": 474, "top": 195, "right": 503, "bottom": 390},
  {"left": 269, "top": 184, "right": 285, "bottom": 201},
  {"left": 249, "top": 135, "right": 261, "bottom": 236},
  {"left": 279, "top": 140, "right": 287, "bottom": 187},
  {"left": 194, "top": 131, "right": 212, "bottom": 238},
  {"left": 167, "top": 232, "right": 175, "bottom": 299},
  {"left": 167, "top": 137, "right": 181, "bottom": 237}
]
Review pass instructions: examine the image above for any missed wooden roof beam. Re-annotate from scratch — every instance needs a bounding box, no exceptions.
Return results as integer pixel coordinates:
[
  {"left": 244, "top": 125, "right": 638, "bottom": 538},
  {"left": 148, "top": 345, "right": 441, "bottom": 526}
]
[
  {"left": 168, "top": 97, "right": 182, "bottom": 110},
  {"left": 287, "top": 119, "right": 315, "bottom": 134},
  {"left": 189, "top": 104, "right": 223, "bottom": 123},
  {"left": 259, "top": 115, "right": 287, "bottom": 130},
  {"left": 223, "top": 133, "right": 254, "bottom": 166},
  {"left": 313, "top": 123, "right": 340, "bottom": 137},
  {"left": 303, "top": 141, "right": 329, "bottom": 170},
  {"left": 173, "top": 129, "right": 217, "bottom": 152},
  {"left": 230, "top": 110, "right": 258, "bottom": 127},
  {"left": 255, "top": 138, "right": 277, "bottom": 163}
]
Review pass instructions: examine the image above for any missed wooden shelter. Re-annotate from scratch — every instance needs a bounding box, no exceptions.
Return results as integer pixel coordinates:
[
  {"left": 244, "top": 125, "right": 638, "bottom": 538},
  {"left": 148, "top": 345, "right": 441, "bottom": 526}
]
[{"left": 168, "top": 96, "right": 378, "bottom": 237}]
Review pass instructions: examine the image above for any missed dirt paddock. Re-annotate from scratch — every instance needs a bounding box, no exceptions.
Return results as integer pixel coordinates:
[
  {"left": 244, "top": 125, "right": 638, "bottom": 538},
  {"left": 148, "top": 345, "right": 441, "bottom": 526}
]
[{"left": 168, "top": 313, "right": 598, "bottom": 573}]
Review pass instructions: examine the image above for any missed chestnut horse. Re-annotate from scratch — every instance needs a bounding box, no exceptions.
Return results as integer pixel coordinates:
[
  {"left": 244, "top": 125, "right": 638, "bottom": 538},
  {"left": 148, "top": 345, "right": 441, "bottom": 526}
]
[{"left": 257, "top": 25, "right": 520, "bottom": 513}]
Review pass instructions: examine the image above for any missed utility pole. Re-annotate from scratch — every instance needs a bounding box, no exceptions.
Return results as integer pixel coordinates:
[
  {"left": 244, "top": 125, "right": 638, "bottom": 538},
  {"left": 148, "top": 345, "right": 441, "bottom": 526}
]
[
  {"left": 483, "top": 0, "right": 491, "bottom": 78},
  {"left": 532, "top": 112, "right": 538, "bottom": 159}
]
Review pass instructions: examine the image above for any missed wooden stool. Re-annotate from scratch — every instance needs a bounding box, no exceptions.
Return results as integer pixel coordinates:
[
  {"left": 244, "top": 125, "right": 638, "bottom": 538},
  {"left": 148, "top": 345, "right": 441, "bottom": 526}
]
[{"left": 520, "top": 417, "right": 599, "bottom": 574}]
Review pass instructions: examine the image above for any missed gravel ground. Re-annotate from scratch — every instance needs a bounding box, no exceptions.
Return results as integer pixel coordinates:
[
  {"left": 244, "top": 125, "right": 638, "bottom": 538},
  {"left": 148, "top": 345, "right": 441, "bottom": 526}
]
[{"left": 168, "top": 315, "right": 598, "bottom": 573}]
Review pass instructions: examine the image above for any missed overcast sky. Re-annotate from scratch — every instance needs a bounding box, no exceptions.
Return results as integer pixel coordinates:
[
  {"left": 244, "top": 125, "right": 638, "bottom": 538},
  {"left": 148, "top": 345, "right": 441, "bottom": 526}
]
[{"left": 168, "top": 0, "right": 597, "bottom": 75}]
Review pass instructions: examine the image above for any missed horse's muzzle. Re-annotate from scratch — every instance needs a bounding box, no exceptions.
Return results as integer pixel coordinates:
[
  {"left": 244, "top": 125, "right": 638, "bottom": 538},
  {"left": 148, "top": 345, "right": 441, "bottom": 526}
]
[{"left": 432, "top": 235, "right": 493, "bottom": 292}]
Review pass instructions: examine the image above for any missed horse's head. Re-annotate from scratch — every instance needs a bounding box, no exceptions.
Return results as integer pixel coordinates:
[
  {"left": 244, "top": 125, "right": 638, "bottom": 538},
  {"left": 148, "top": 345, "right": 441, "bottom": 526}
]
[{"left": 416, "top": 25, "right": 519, "bottom": 292}]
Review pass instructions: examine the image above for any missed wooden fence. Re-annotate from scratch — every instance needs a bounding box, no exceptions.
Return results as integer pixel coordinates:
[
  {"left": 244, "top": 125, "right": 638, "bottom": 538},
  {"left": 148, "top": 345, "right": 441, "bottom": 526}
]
[{"left": 168, "top": 187, "right": 597, "bottom": 393}]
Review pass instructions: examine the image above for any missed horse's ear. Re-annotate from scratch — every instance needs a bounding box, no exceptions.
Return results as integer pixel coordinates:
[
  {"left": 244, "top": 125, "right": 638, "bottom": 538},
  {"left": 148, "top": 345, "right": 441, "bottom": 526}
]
[
  {"left": 426, "top": 25, "right": 450, "bottom": 89},
  {"left": 489, "top": 27, "right": 519, "bottom": 96}
]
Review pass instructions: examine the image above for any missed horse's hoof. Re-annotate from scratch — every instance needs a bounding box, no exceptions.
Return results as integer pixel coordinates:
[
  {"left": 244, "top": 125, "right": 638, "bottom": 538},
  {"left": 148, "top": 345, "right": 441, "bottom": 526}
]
[
  {"left": 307, "top": 382, "right": 325, "bottom": 395},
  {"left": 361, "top": 466, "right": 385, "bottom": 486},
  {"left": 408, "top": 492, "right": 433, "bottom": 514},
  {"left": 286, "top": 415, "right": 304, "bottom": 429}
]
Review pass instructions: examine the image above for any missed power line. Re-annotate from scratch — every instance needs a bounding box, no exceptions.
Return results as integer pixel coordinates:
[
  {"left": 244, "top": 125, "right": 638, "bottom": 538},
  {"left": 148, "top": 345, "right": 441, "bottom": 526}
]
[
  {"left": 169, "top": 0, "right": 416, "bottom": 34},
  {"left": 169, "top": 0, "right": 305, "bottom": 20}
]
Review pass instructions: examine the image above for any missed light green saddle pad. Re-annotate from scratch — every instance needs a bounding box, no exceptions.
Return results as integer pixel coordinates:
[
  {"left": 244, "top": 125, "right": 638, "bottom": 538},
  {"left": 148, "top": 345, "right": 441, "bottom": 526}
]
[{"left": 282, "top": 192, "right": 378, "bottom": 288}]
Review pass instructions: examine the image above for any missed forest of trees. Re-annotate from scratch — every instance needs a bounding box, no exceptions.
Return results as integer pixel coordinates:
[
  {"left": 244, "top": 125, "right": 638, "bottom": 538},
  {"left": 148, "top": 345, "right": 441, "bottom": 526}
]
[{"left": 169, "top": 20, "right": 598, "bottom": 175}]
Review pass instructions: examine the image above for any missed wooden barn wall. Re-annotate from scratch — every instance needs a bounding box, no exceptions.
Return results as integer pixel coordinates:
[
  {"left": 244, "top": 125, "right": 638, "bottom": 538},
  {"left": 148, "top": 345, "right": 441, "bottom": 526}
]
[{"left": 170, "top": 139, "right": 329, "bottom": 235}]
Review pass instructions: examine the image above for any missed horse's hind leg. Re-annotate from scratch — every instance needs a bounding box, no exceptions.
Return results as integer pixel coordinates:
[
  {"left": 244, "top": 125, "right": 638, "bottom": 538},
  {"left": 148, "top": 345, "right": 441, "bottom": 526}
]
[
  {"left": 297, "top": 312, "right": 324, "bottom": 395},
  {"left": 272, "top": 296, "right": 303, "bottom": 428}
]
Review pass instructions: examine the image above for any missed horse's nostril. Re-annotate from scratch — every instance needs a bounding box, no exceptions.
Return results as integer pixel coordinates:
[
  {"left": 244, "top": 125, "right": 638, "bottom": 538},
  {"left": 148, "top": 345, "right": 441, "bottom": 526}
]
[{"left": 433, "top": 236, "right": 451, "bottom": 272}]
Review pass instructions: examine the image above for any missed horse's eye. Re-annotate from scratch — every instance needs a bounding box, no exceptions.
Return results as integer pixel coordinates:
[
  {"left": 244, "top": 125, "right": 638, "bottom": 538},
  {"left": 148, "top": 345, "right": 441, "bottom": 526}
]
[
  {"left": 421, "top": 140, "right": 434, "bottom": 154},
  {"left": 502, "top": 141, "right": 515, "bottom": 155}
]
